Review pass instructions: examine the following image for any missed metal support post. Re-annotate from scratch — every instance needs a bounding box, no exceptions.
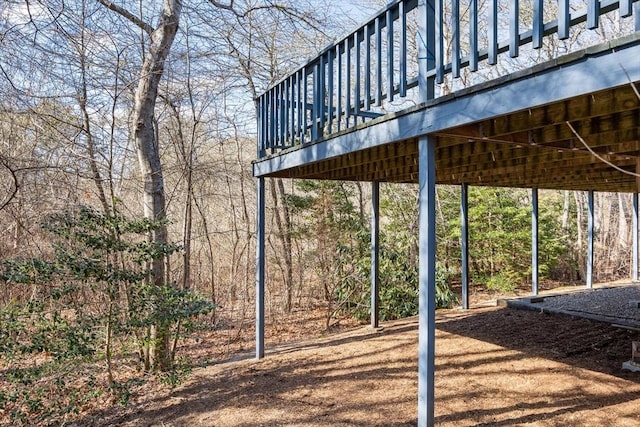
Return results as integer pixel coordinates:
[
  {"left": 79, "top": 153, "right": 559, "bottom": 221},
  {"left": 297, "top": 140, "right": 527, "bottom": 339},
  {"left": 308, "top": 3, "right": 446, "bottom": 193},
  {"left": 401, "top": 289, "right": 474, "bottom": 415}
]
[
  {"left": 587, "top": 190, "right": 594, "bottom": 289},
  {"left": 633, "top": 193, "right": 639, "bottom": 282},
  {"left": 532, "top": 188, "right": 539, "bottom": 296},
  {"left": 417, "top": 2, "right": 436, "bottom": 424},
  {"left": 460, "top": 183, "right": 469, "bottom": 309},
  {"left": 371, "top": 181, "right": 380, "bottom": 328},
  {"left": 255, "top": 177, "right": 266, "bottom": 359},
  {"left": 418, "top": 135, "right": 437, "bottom": 427}
]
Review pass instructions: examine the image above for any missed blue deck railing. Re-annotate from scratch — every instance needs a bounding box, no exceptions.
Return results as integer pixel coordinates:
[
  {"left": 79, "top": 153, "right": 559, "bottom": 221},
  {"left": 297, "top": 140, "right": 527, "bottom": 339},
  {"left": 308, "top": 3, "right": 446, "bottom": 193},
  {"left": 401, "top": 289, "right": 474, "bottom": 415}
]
[{"left": 256, "top": 0, "right": 640, "bottom": 158}]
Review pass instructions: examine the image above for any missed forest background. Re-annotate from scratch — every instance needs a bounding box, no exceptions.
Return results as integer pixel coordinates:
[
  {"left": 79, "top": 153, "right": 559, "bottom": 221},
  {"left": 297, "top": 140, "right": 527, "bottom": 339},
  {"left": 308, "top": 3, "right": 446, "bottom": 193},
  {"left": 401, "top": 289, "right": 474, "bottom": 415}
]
[{"left": 0, "top": 0, "right": 638, "bottom": 425}]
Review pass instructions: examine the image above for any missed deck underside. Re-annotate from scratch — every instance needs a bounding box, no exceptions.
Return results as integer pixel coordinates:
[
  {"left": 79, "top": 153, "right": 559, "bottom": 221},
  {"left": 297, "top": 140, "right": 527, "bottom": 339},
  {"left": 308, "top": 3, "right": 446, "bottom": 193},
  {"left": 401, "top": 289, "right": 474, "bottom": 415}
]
[{"left": 254, "top": 35, "right": 640, "bottom": 193}]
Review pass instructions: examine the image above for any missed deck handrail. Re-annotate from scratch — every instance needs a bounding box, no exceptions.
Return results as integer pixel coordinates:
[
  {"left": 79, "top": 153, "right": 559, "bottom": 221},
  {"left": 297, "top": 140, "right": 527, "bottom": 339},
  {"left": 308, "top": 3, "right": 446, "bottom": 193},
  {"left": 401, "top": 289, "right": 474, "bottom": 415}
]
[{"left": 256, "top": 0, "right": 640, "bottom": 158}]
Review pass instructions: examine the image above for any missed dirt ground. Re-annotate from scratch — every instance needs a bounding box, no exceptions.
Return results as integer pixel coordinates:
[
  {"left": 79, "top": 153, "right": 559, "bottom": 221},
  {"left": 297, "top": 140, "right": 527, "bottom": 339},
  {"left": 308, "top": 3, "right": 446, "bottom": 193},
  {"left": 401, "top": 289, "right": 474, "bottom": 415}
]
[{"left": 74, "top": 292, "right": 640, "bottom": 427}]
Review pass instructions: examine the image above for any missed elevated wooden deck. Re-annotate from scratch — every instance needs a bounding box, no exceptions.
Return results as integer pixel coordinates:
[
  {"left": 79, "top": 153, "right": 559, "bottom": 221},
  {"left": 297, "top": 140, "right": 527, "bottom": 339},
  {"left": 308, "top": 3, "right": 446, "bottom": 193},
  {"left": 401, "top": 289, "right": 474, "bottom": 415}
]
[{"left": 254, "top": 34, "right": 640, "bottom": 192}]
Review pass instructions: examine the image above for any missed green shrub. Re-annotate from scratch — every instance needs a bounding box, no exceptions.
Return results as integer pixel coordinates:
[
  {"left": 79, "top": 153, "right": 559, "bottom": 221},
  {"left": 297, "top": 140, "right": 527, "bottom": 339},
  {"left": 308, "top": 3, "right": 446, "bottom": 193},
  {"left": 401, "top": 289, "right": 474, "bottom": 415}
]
[
  {"left": 0, "top": 206, "right": 215, "bottom": 425},
  {"left": 435, "top": 268, "right": 459, "bottom": 309},
  {"left": 485, "top": 271, "right": 519, "bottom": 293}
]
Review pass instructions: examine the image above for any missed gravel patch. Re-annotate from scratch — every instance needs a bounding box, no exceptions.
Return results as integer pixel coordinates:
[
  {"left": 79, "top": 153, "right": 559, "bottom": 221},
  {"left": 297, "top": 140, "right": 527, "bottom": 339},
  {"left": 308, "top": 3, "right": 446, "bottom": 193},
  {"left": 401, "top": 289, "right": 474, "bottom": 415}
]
[{"left": 506, "top": 285, "right": 640, "bottom": 328}]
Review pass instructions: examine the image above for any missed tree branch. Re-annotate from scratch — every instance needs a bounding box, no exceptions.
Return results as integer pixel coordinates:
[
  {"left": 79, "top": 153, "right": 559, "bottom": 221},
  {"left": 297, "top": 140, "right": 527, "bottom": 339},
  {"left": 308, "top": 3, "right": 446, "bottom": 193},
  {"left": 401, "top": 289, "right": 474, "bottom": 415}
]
[
  {"left": 208, "top": 0, "right": 328, "bottom": 35},
  {"left": 0, "top": 156, "right": 18, "bottom": 212},
  {"left": 208, "top": 0, "right": 239, "bottom": 15},
  {"left": 97, "top": 0, "right": 154, "bottom": 35}
]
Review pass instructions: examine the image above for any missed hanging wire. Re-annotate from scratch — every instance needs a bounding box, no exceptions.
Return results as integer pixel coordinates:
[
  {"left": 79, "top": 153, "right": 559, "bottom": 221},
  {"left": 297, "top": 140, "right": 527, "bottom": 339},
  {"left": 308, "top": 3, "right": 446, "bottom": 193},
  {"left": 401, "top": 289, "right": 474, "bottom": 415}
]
[
  {"left": 620, "top": 64, "right": 640, "bottom": 100},
  {"left": 565, "top": 121, "right": 640, "bottom": 178}
]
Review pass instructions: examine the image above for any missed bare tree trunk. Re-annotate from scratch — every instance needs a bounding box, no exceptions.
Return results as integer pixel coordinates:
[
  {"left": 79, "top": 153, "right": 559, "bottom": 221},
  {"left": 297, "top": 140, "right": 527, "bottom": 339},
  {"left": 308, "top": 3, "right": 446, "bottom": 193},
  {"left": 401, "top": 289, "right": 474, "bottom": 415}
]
[
  {"left": 561, "top": 190, "right": 570, "bottom": 230},
  {"left": 193, "top": 195, "right": 217, "bottom": 319},
  {"left": 270, "top": 178, "right": 294, "bottom": 312},
  {"left": 182, "top": 161, "right": 193, "bottom": 291},
  {"left": 618, "top": 193, "right": 629, "bottom": 249},
  {"left": 166, "top": 100, "right": 195, "bottom": 292},
  {"left": 78, "top": 4, "right": 110, "bottom": 213},
  {"left": 574, "top": 191, "right": 585, "bottom": 281},
  {"left": 220, "top": 141, "right": 242, "bottom": 302},
  {"left": 232, "top": 131, "right": 254, "bottom": 315},
  {"left": 128, "top": 0, "right": 182, "bottom": 372}
]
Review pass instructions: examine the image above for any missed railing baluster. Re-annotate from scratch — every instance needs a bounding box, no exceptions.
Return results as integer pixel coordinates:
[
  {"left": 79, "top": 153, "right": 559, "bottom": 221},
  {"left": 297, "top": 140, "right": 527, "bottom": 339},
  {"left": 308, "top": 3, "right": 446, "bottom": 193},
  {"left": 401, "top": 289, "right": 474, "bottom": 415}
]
[
  {"left": 258, "top": 95, "right": 264, "bottom": 156},
  {"left": 273, "top": 85, "right": 279, "bottom": 148},
  {"left": 558, "top": 0, "right": 569, "bottom": 40},
  {"left": 286, "top": 79, "right": 291, "bottom": 145},
  {"left": 365, "top": 23, "right": 372, "bottom": 111},
  {"left": 469, "top": 0, "right": 478, "bottom": 71},
  {"left": 355, "top": 31, "right": 361, "bottom": 120},
  {"left": 264, "top": 95, "right": 269, "bottom": 154},
  {"left": 272, "top": 86, "right": 277, "bottom": 148},
  {"left": 302, "top": 67, "right": 307, "bottom": 144},
  {"left": 284, "top": 83, "right": 288, "bottom": 145},
  {"left": 268, "top": 87, "right": 278, "bottom": 149},
  {"left": 337, "top": 44, "right": 342, "bottom": 132},
  {"left": 488, "top": 0, "right": 498, "bottom": 65},
  {"left": 587, "top": 0, "right": 599, "bottom": 29},
  {"left": 265, "top": 94, "right": 270, "bottom": 151},
  {"left": 296, "top": 70, "right": 302, "bottom": 144},
  {"left": 621, "top": 0, "right": 632, "bottom": 17},
  {"left": 532, "top": 0, "right": 543, "bottom": 49},
  {"left": 282, "top": 82, "right": 287, "bottom": 146},
  {"left": 284, "top": 78, "right": 293, "bottom": 146},
  {"left": 319, "top": 56, "right": 326, "bottom": 137},
  {"left": 345, "top": 38, "right": 351, "bottom": 128},
  {"left": 452, "top": 0, "right": 460, "bottom": 78},
  {"left": 311, "top": 65, "right": 318, "bottom": 141},
  {"left": 283, "top": 79, "right": 288, "bottom": 146},
  {"left": 289, "top": 74, "right": 297, "bottom": 147},
  {"left": 510, "top": 0, "right": 519, "bottom": 58},
  {"left": 387, "top": 8, "right": 395, "bottom": 102},
  {"left": 375, "top": 16, "right": 383, "bottom": 106},
  {"left": 435, "top": 0, "right": 444, "bottom": 84},
  {"left": 327, "top": 49, "right": 334, "bottom": 134},
  {"left": 279, "top": 83, "right": 285, "bottom": 146},
  {"left": 399, "top": 0, "right": 407, "bottom": 97},
  {"left": 422, "top": 0, "right": 435, "bottom": 100}
]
